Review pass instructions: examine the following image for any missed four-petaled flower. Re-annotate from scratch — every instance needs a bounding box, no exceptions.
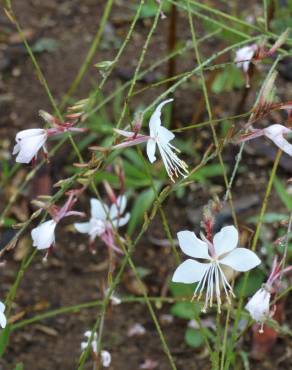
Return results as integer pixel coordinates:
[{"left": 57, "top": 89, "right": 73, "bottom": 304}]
[
  {"left": 0, "top": 301, "right": 7, "bottom": 329},
  {"left": 172, "top": 225, "right": 261, "bottom": 312},
  {"left": 114, "top": 99, "right": 188, "bottom": 181},
  {"left": 13, "top": 129, "right": 47, "bottom": 164},
  {"left": 74, "top": 195, "right": 130, "bottom": 254}
]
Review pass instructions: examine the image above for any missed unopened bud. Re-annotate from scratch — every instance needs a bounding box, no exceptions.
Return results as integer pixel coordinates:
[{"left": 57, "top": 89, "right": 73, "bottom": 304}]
[
  {"left": 39, "top": 110, "right": 55, "bottom": 125},
  {"left": 94, "top": 60, "right": 114, "bottom": 70}
]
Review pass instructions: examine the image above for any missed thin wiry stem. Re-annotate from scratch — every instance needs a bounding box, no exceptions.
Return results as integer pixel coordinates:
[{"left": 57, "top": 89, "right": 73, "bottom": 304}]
[{"left": 186, "top": 0, "right": 238, "bottom": 229}]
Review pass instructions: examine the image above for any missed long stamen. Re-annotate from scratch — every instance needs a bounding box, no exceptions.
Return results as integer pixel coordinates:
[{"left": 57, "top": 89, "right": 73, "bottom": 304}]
[
  {"left": 214, "top": 264, "right": 221, "bottom": 313},
  {"left": 193, "top": 266, "right": 209, "bottom": 299},
  {"left": 203, "top": 266, "right": 212, "bottom": 312},
  {"left": 210, "top": 265, "right": 216, "bottom": 307},
  {"left": 156, "top": 140, "right": 188, "bottom": 181},
  {"left": 218, "top": 264, "right": 235, "bottom": 296}
]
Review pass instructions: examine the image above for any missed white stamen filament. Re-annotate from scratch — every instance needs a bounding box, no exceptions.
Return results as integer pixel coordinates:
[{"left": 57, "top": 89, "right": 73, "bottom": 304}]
[
  {"left": 191, "top": 262, "right": 235, "bottom": 313},
  {"left": 157, "top": 140, "right": 188, "bottom": 181}
]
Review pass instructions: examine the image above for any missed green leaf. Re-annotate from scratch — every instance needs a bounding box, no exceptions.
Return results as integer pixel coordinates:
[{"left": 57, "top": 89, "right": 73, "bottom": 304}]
[
  {"left": 127, "top": 187, "right": 157, "bottom": 235},
  {"left": 2, "top": 217, "right": 16, "bottom": 227},
  {"left": 14, "top": 364, "right": 24, "bottom": 370},
  {"left": 234, "top": 268, "right": 265, "bottom": 297},
  {"left": 123, "top": 149, "right": 145, "bottom": 170},
  {"left": 170, "top": 302, "right": 201, "bottom": 320},
  {"left": 273, "top": 176, "right": 292, "bottom": 210},
  {"left": 136, "top": 266, "right": 152, "bottom": 278},
  {"left": 32, "top": 38, "right": 59, "bottom": 53},
  {"left": 0, "top": 325, "right": 10, "bottom": 357},
  {"left": 212, "top": 65, "right": 245, "bottom": 94},
  {"left": 169, "top": 282, "right": 196, "bottom": 297},
  {"left": 185, "top": 328, "right": 204, "bottom": 348},
  {"left": 133, "top": 0, "right": 171, "bottom": 19},
  {"left": 188, "top": 164, "right": 226, "bottom": 183},
  {"left": 247, "top": 213, "right": 288, "bottom": 224}
]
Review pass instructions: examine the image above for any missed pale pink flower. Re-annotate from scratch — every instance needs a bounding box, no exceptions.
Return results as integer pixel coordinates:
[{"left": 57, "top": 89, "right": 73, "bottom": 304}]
[
  {"left": 172, "top": 226, "right": 261, "bottom": 312},
  {"left": 235, "top": 45, "right": 257, "bottom": 73},
  {"left": 127, "top": 323, "right": 146, "bottom": 337},
  {"left": 238, "top": 124, "right": 292, "bottom": 156},
  {"left": 32, "top": 189, "right": 84, "bottom": 251},
  {"left": 74, "top": 195, "right": 130, "bottom": 254},
  {"left": 13, "top": 110, "right": 86, "bottom": 164}
]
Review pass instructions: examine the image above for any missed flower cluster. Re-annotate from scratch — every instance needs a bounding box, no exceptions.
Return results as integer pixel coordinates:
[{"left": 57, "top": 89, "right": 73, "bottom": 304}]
[
  {"left": 74, "top": 195, "right": 130, "bottom": 254},
  {"left": 81, "top": 331, "right": 111, "bottom": 367}
]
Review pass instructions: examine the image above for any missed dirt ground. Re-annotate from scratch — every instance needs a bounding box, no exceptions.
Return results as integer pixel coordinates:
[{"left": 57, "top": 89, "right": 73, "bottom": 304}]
[{"left": 0, "top": 1, "right": 291, "bottom": 369}]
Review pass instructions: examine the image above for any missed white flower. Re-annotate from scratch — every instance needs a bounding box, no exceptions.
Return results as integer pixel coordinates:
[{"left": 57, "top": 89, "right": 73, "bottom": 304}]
[
  {"left": 13, "top": 129, "right": 47, "bottom": 164},
  {"left": 172, "top": 225, "right": 261, "bottom": 312},
  {"left": 263, "top": 124, "right": 292, "bottom": 156},
  {"left": 74, "top": 196, "right": 130, "bottom": 241},
  {"left": 245, "top": 286, "right": 271, "bottom": 324},
  {"left": 31, "top": 219, "right": 57, "bottom": 250},
  {"left": 100, "top": 350, "right": 111, "bottom": 367},
  {"left": 81, "top": 331, "right": 111, "bottom": 367},
  {"left": 113, "top": 100, "right": 188, "bottom": 181},
  {"left": 146, "top": 99, "right": 188, "bottom": 181},
  {"left": 0, "top": 302, "right": 7, "bottom": 329},
  {"left": 235, "top": 45, "right": 257, "bottom": 73},
  {"left": 105, "top": 289, "right": 121, "bottom": 305}
]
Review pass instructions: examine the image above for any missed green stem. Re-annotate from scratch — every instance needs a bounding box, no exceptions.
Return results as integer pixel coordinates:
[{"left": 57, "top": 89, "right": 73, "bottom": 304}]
[{"left": 60, "top": 0, "right": 115, "bottom": 109}]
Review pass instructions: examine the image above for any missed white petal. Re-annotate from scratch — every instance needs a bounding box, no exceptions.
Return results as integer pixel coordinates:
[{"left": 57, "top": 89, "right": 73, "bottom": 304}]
[
  {"left": 0, "top": 301, "right": 5, "bottom": 313},
  {"left": 90, "top": 199, "right": 108, "bottom": 220},
  {"left": 101, "top": 350, "right": 111, "bottom": 367},
  {"left": 112, "top": 213, "right": 130, "bottom": 228},
  {"left": 219, "top": 248, "right": 261, "bottom": 272},
  {"left": 15, "top": 130, "right": 47, "bottom": 163},
  {"left": 74, "top": 222, "right": 91, "bottom": 234},
  {"left": 172, "top": 259, "right": 210, "bottom": 284},
  {"left": 157, "top": 126, "right": 175, "bottom": 144},
  {"left": 109, "top": 195, "right": 127, "bottom": 219},
  {"left": 245, "top": 288, "right": 271, "bottom": 322},
  {"left": 234, "top": 46, "right": 256, "bottom": 72},
  {"left": 80, "top": 342, "right": 87, "bottom": 351},
  {"left": 146, "top": 138, "right": 157, "bottom": 163},
  {"left": 12, "top": 143, "right": 20, "bottom": 155},
  {"left": 149, "top": 99, "right": 173, "bottom": 137},
  {"left": 15, "top": 128, "right": 45, "bottom": 139},
  {"left": 213, "top": 225, "right": 238, "bottom": 257},
  {"left": 177, "top": 230, "right": 210, "bottom": 259},
  {"left": 0, "top": 312, "right": 7, "bottom": 329},
  {"left": 31, "top": 220, "right": 57, "bottom": 250},
  {"left": 264, "top": 125, "right": 292, "bottom": 156}
]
